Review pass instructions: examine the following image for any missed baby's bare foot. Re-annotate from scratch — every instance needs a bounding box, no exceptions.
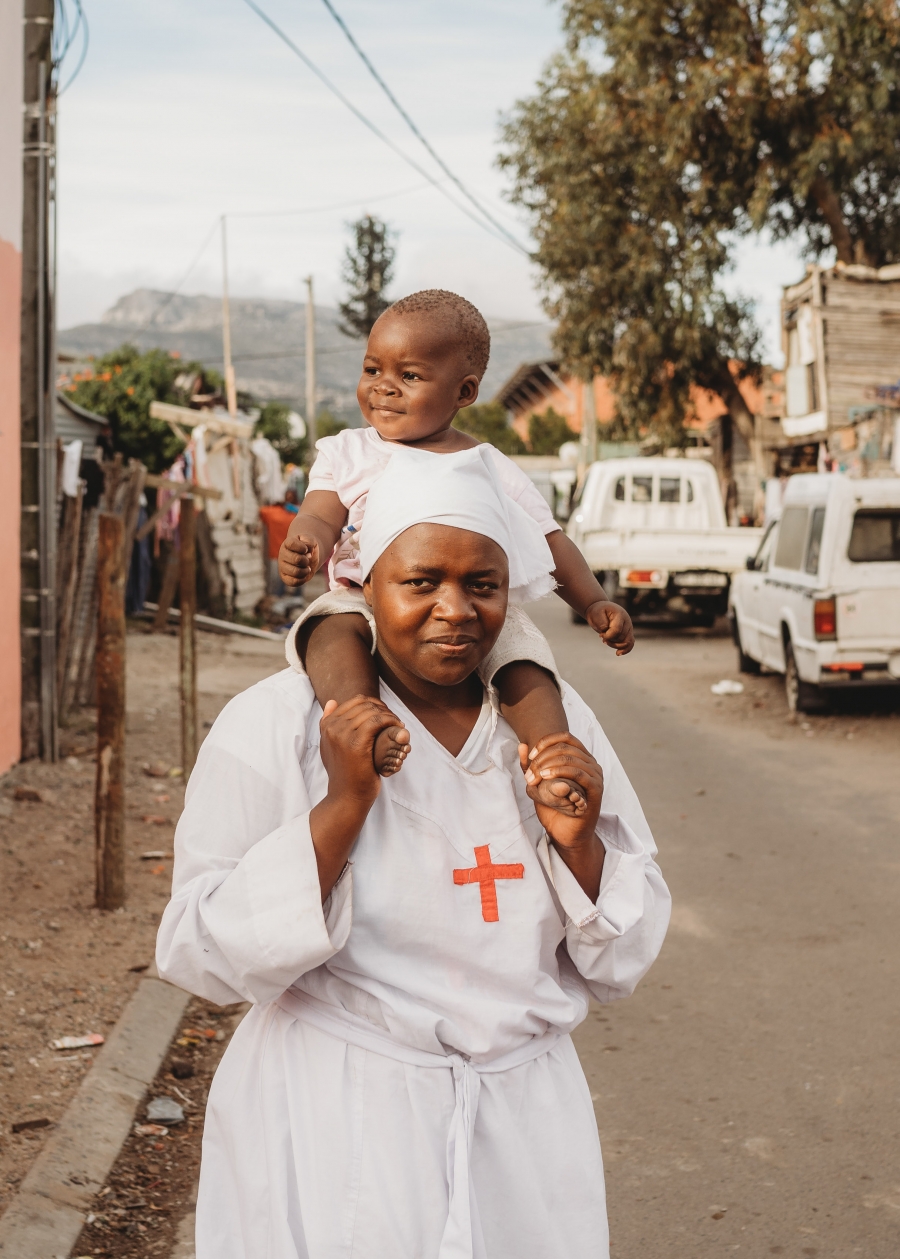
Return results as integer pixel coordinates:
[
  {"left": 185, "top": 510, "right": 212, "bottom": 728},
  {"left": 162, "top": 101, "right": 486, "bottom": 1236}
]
[
  {"left": 529, "top": 774, "right": 587, "bottom": 817},
  {"left": 373, "top": 725, "right": 411, "bottom": 777}
]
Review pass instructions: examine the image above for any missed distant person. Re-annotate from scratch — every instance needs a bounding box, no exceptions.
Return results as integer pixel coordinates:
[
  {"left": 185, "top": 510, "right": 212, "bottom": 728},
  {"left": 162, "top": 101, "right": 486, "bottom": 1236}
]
[
  {"left": 259, "top": 489, "right": 300, "bottom": 596},
  {"left": 157, "top": 451, "right": 669, "bottom": 1258},
  {"left": 277, "top": 290, "right": 634, "bottom": 796}
]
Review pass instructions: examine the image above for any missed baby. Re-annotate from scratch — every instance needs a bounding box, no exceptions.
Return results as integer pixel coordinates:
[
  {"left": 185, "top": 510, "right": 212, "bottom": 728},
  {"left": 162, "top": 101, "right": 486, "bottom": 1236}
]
[{"left": 279, "top": 289, "right": 634, "bottom": 813}]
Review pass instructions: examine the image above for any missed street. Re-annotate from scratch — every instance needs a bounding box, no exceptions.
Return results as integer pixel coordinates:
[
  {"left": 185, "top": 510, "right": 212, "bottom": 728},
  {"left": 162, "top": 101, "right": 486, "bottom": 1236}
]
[{"left": 527, "top": 598, "right": 900, "bottom": 1259}]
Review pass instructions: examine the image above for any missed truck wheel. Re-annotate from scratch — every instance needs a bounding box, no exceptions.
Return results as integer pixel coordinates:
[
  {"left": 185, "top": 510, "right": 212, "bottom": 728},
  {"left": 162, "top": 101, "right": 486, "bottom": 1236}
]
[
  {"left": 784, "top": 638, "right": 826, "bottom": 714},
  {"left": 732, "top": 618, "right": 760, "bottom": 675}
]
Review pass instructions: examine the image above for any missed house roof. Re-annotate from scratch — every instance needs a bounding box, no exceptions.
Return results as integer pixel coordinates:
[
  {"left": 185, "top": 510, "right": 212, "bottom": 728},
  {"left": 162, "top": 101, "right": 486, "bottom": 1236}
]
[
  {"left": 56, "top": 392, "right": 108, "bottom": 427},
  {"left": 493, "top": 361, "right": 567, "bottom": 413}
]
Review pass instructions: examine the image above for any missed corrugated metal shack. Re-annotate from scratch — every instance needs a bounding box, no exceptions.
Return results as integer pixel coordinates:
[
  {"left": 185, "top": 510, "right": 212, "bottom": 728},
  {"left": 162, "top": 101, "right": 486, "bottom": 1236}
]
[
  {"left": 149, "top": 401, "right": 267, "bottom": 615},
  {"left": 780, "top": 263, "right": 900, "bottom": 474}
]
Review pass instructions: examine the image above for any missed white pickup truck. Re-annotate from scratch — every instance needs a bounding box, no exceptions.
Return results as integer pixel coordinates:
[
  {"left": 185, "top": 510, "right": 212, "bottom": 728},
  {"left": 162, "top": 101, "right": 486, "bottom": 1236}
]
[
  {"left": 729, "top": 473, "right": 900, "bottom": 712},
  {"left": 567, "top": 457, "right": 762, "bottom": 625}
]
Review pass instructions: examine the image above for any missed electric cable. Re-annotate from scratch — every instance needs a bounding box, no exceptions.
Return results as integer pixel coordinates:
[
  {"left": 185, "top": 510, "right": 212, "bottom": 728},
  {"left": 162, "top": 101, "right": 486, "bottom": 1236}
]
[
  {"left": 55, "top": 0, "right": 90, "bottom": 95},
  {"left": 226, "top": 178, "right": 438, "bottom": 218},
  {"left": 135, "top": 219, "right": 222, "bottom": 336},
  {"left": 239, "top": 0, "right": 529, "bottom": 254},
  {"left": 317, "top": 0, "right": 528, "bottom": 252},
  {"left": 134, "top": 180, "right": 441, "bottom": 337}
]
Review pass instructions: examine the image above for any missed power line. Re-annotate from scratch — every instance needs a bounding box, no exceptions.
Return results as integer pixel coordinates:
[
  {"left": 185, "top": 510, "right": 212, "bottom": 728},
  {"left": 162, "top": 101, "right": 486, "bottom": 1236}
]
[
  {"left": 134, "top": 219, "right": 222, "bottom": 336},
  {"left": 230, "top": 320, "right": 553, "bottom": 361},
  {"left": 54, "top": 0, "right": 90, "bottom": 95},
  {"left": 239, "top": 0, "right": 528, "bottom": 255},
  {"left": 226, "top": 178, "right": 438, "bottom": 219},
  {"left": 317, "top": 0, "right": 529, "bottom": 254},
  {"left": 132, "top": 180, "right": 445, "bottom": 337}
]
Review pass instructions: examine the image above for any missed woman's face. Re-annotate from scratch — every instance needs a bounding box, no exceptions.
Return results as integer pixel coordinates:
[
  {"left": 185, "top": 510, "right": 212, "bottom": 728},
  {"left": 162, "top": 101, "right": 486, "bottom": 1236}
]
[{"left": 363, "top": 524, "right": 509, "bottom": 688}]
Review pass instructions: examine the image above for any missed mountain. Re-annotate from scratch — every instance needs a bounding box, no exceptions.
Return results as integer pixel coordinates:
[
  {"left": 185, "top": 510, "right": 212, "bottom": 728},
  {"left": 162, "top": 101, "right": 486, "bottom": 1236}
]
[{"left": 58, "top": 289, "right": 555, "bottom": 422}]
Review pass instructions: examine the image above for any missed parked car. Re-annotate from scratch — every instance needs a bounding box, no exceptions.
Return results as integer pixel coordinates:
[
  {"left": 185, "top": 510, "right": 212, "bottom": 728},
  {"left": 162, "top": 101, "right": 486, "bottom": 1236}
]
[
  {"left": 567, "top": 457, "right": 762, "bottom": 625},
  {"left": 729, "top": 473, "right": 900, "bottom": 712}
]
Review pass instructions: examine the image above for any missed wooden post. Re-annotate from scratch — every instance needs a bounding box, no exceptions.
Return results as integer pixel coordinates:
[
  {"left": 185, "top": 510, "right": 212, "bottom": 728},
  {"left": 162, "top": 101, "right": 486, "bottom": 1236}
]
[
  {"left": 153, "top": 543, "right": 180, "bottom": 631},
  {"left": 95, "top": 512, "right": 126, "bottom": 910},
  {"left": 179, "top": 495, "right": 198, "bottom": 776}
]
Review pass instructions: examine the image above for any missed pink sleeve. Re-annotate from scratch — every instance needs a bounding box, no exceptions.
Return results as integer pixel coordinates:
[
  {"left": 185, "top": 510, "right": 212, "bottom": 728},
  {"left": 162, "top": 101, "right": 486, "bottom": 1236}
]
[
  {"left": 306, "top": 438, "right": 337, "bottom": 494},
  {"left": 486, "top": 448, "right": 561, "bottom": 536}
]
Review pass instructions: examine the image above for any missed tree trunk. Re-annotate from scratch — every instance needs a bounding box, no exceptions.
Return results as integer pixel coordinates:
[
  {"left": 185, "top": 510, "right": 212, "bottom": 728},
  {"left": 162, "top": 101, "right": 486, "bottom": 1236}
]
[
  {"left": 712, "top": 366, "right": 756, "bottom": 448},
  {"left": 809, "top": 175, "right": 870, "bottom": 266}
]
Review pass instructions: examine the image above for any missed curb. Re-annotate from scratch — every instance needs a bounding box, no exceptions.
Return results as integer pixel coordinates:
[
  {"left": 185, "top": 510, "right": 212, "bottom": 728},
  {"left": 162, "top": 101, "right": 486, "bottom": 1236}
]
[{"left": 0, "top": 968, "right": 190, "bottom": 1259}]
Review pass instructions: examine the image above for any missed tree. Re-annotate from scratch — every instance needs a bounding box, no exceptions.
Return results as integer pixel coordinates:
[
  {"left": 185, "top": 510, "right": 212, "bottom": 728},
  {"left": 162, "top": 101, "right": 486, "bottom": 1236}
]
[
  {"left": 64, "top": 345, "right": 220, "bottom": 473},
  {"left": 338, "top": 215, "right": 396, "bottom": 338},
  {"left": 500, "top": 0, "right": 900, "bottom": 446},
  {"left": 254, "top": 401, "right": 307, "bottom": 466},
  {"left": 528, "top": 407, "right": 578, "bottom": 455},
  {"left": 453, "top": 402, "right": 527, "bottom": 455}
]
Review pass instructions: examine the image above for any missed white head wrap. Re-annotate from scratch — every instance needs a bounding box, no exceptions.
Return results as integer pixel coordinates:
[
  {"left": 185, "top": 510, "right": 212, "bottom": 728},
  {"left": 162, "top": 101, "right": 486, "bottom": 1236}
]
[{"left": 358, "top": 446, "right": 556, "bottom": 603}]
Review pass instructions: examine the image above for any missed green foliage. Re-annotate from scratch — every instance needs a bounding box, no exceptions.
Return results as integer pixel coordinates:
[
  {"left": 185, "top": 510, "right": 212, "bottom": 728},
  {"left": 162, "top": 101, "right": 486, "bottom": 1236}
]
[
  {"left": 339, "top": 215, "right": 396, "bottom": 339},
  {"left": 500, "top": 0, "right": 900, "bottom": 440},
  {"left": 254, "top": 401, "right": 307, "bottom": 466},
  {"left": 313, "top": 409, "right": 348, "bottom": 442},
  {"left": 453, "top": 402, "right": 526, "bottom": 455},
  {"left": 528, "top": 407, "right": 578, "bottom": 456},
  {"left": 63, "top": 344, "right": 220, "bottom": 473}
]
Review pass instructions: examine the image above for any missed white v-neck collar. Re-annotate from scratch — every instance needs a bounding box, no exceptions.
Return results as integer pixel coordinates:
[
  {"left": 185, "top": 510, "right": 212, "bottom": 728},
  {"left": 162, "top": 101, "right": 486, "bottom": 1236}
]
[{"left": 379, "top": 682, "right": 495, "bottom": 774}]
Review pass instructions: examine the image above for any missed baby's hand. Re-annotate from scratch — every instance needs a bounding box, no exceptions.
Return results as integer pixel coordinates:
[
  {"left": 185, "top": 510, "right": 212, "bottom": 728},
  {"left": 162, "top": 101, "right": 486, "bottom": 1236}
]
[
  {"left": 279, "top": 532, "right": 320, "bottom": 587},
  {"left": 585, "top": 600, "right": 634, "bottom": 656}
]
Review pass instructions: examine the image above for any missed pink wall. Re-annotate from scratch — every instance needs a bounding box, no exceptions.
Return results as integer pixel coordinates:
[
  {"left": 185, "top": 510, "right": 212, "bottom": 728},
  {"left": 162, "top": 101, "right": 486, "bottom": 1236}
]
[{"left": 0, "top": 237, "right": 21, "bottom": 772}]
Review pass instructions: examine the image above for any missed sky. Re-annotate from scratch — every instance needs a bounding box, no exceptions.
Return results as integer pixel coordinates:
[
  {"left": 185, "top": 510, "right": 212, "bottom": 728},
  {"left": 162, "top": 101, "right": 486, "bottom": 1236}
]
[{"left": 55, "top": 0, "right": 810, "bottom": 361}]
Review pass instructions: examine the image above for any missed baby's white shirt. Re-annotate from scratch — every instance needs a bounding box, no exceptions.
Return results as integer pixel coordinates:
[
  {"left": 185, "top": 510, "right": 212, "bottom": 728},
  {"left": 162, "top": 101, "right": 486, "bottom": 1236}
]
[{"left": 307, "top": 426, "right": 559, "bottom": 589}]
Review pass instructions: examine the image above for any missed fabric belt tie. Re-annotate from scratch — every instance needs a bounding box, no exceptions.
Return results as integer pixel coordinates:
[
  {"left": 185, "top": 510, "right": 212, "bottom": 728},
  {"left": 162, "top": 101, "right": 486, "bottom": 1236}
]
[{"left": 276, "top": 988, "right": 561, "bottom": 1259}]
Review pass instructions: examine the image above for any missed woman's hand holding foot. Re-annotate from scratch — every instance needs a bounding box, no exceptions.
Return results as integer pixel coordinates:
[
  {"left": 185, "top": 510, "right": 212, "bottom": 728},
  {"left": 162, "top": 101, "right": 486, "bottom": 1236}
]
[
  {"left": 519, "top": 734, "right": 606, "bottom": 900},
  {"left": 521, "top": 733, "right": 587, "bottom": 816},
  {"left": 373, "top": 724, "right": 411, "bottom": 776}
]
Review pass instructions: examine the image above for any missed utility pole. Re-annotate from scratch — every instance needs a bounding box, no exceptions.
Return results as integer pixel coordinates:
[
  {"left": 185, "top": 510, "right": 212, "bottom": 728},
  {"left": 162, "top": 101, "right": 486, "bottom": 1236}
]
[
  {"left": 582, "top": 378, "right": 598, "bottom": 469},
  {"left": 221, "top": 215, "right": 237, "bottom": 417},
  {"left": 305, "top": 275, "right": 317, "bottom": 450},
  {"left": 20, "top": 0, "right": 58, "bottom": 762}
]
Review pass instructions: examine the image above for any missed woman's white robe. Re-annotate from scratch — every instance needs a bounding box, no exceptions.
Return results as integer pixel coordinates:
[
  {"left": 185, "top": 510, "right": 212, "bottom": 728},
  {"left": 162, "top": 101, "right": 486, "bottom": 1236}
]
[{"left": 156, "top": 670, "right": 670, "bottom": 1259}]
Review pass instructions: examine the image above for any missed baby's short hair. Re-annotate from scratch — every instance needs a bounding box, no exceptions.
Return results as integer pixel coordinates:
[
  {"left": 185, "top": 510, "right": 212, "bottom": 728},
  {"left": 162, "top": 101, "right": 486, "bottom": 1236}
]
[{"left": 387, "top": 289, "right": 491, "bottom": 379}]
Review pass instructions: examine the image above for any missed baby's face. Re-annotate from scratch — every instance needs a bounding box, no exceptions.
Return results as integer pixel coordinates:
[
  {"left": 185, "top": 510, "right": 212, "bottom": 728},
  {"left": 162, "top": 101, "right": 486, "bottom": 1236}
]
[{"left": 357, "top": 311, "right": 480, "bottom": 443}]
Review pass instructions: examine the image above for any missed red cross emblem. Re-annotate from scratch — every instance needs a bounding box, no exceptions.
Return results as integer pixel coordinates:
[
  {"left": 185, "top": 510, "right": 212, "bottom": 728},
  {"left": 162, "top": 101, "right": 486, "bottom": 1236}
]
[{"left": 453, "top": 845, "right": 524, "bottom": 922}]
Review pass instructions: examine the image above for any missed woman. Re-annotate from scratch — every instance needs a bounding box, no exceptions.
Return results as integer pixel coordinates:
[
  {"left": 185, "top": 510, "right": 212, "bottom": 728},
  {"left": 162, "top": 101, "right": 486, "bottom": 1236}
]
[{"left": 157, "top": 450, "right": 670, "bottom": 1259}]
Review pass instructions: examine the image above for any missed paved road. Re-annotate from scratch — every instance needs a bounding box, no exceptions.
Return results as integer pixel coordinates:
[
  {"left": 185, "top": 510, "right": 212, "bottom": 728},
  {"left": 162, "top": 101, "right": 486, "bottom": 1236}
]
[{"left": 528, "top": 597, "right": 900, "bottom": 1259}]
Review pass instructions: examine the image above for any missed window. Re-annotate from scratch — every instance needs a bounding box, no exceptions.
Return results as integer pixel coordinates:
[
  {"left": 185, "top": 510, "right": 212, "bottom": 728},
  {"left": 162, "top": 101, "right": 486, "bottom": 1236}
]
[
  {"left": 753, "top": 521, "right": 777, "bottom": 571},
  {"left": 686, "top": 480, "right": 694, "bottom": 502},
  {"left": 804, "top": 507, "right": 826, "bottom": 574},
  {"left": 848, "top": 509, "right": 900, "bottom": 562},
  {"left": 773, "top": 506, "right": 809, "bottom": 570},
  {"left": 660, "top": 477, "right": 681, "bottom": 503},
  {"left": 632, "top": 476, "right": 653, "bottom": 503},
  {"left": 614, "top": 476, "right": 625, "bottom": 502}
]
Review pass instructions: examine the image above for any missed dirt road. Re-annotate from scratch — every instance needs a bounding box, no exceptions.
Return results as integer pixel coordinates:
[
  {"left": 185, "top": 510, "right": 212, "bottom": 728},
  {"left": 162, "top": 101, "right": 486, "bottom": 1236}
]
[{"left": 528, "top": 599, "right": 900, "bottom": 1259}]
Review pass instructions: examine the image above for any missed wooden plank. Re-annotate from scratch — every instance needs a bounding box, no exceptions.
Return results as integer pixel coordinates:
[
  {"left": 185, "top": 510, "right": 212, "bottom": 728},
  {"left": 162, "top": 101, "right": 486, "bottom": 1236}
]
[
  {"left": 149, "top": 400, "right": 254, "bottom": 440},
  {"left": 95, "top": 512, "right": 126, "bottom": 911},
  {"left": 144, "top": 474, "right": 223, "bottom": 499},
  {"left": 55, "top": 487, "right": 83, "bottom": 703},
  {"left": 136, "top": 482, "right": 222, "bottom": 544},
  {"left": 179, "top": 497, "right": 198, "bottom": 776}
]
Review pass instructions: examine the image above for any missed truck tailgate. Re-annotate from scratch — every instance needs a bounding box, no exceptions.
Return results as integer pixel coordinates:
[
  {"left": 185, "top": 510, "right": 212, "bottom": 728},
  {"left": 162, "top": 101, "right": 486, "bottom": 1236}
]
[
  {"left": 837, "top": 587, "right": 900, "bottom": 646},
  {"left": 581, "top": 527, "right": 762, "bottom": 573}
]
